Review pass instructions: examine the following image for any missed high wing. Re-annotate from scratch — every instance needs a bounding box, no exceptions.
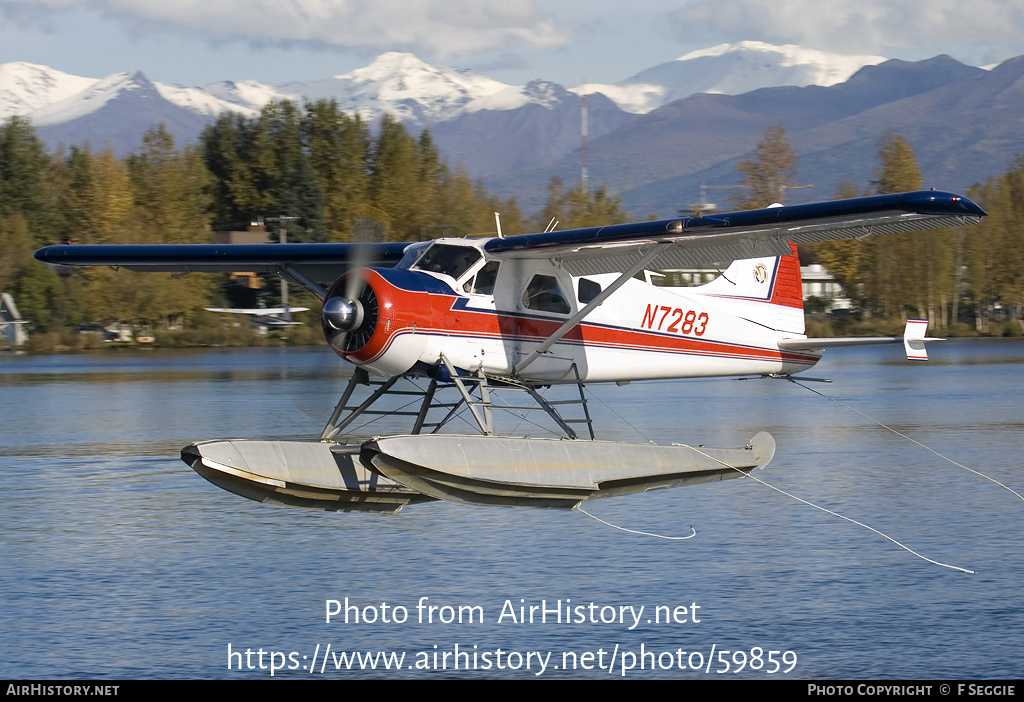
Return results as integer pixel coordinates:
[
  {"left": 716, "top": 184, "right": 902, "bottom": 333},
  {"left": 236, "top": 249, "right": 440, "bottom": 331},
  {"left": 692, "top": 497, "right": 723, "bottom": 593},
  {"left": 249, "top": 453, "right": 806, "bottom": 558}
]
[
  {"left": 484, "top": 190, "right": 985, "bottom": 275},
  {"left": 204, "top": 307, "right": 312, "bottom": 327},
  {"left": 33, "top": 241, "right": 410, "bottom": 295},
  {"left": 204, "top": 307, "right": 312, "bottom": 315},
  {"left": 35, "top": 191, "right": 985, "bottom": 285}
]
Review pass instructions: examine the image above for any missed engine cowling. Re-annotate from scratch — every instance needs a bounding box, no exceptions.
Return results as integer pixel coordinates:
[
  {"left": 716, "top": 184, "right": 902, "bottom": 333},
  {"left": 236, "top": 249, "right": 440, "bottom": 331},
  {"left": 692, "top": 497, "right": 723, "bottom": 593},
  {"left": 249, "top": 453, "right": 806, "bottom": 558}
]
[
  {"left": 321, "top": 268, "right": 450, "bottom": 377},
  {"left": 322, "top": 273, "right": 378, "bottom": 354}
]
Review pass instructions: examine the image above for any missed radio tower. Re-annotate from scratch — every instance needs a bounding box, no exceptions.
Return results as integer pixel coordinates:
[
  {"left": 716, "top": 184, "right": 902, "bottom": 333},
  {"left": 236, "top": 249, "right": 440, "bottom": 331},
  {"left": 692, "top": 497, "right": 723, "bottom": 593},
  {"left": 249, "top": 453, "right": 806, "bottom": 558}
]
[{"left": 580, "top": 80, "right": 589, "bottom": 194}]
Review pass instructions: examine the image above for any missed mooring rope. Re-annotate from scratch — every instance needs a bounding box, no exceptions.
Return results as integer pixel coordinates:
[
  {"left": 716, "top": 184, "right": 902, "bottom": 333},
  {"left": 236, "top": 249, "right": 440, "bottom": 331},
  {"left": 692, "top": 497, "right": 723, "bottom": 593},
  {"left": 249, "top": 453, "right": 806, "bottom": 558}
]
[
  {"left": 581, "top": 383, "right": 970, "bottom": 569},
  {"left": 578, "top": 381, "right": 976, "bottom": 570},
  {"left": 678, "top": 443, "right": 975, "bottom": 574},
  {"left": 788, "top": 378, "right": 1024, "bottom": 503},
  {"left": 575, "top": 506, "right": 696, "bottom": 540}
]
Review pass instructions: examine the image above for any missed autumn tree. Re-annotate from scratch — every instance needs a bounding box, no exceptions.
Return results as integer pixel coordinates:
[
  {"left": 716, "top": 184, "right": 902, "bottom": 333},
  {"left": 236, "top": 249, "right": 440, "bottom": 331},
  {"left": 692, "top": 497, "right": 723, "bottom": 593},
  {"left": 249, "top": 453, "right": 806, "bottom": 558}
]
[
  {"left": 966, "top": 158, "right": 1024, "bottom": 332},
  {"left": 51, "top": 131, "right": 215, "bottom": 329},
  {"left": 868, "top": 132, "right": 958, "bottom": 325},
  {"left": 872, "top": 133, "right": 922, "bottom": 195},
  {"left": 126, "top": 126, "right": 214, "bottom": 325},
  {"left": 732, "top": 126, "right": 797, "bottom": 210},
  {"left": 0, "top": 212, "right": 67, "bottom": 332},
  {"left": 813, "top": 180, "right": 870, "bottom": 309}
]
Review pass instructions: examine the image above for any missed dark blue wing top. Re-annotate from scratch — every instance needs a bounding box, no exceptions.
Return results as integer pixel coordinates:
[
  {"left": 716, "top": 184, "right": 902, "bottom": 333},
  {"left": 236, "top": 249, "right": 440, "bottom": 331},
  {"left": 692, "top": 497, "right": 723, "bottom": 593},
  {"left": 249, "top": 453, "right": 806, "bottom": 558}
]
[
  {"left": 34, "top": 241, "right": 410, "bottom": 288},
  {"left": 485, "top": 190, "right": 985, "bottom": 274}
]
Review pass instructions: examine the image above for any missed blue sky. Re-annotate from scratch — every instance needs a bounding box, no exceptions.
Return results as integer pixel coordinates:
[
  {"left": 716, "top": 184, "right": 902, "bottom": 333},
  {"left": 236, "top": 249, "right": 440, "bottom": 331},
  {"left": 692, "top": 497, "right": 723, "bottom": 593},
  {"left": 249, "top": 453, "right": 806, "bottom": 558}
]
[{"left": 0, "top": 0, "right": 1021, "bottom": 86}]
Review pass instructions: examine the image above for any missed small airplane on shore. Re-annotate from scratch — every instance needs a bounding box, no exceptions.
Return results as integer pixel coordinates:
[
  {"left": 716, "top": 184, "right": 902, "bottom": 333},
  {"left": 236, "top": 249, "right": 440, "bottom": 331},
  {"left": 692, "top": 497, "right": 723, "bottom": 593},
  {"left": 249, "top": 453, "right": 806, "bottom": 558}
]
[{"left": 35, "top": 190, "right": 986, "bottom": 513}]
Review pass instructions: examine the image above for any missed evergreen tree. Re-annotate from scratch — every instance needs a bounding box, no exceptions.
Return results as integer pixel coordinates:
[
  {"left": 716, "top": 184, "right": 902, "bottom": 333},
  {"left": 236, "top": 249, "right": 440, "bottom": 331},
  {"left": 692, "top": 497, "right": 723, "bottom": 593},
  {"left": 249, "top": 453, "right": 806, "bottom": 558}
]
[
  {"left": 531, "top": 176, "right": 629, "bottom": 231},
  {"left": 436, "top": 163, "right": 489, "bottom": 237},
  {"left": 263, "top": 101, "right": 325, "bottom": 242},
  {"left": 0, "top": 116, "right": 53, "bottom": 241},
  {"left": 0, "top": 118, "right": 71, "bottom": 331},
  {"left": 303, "top": 100, "right": 371, "bottom": 242},
  {"left": 413, "top": 130, "right": 444, "bottom": 238},
  {"left": 370, "top": 114, "right": 421, "bottom": 241},
  {"left": 201, "top": 112, "right": 258, "bottom": 228}
]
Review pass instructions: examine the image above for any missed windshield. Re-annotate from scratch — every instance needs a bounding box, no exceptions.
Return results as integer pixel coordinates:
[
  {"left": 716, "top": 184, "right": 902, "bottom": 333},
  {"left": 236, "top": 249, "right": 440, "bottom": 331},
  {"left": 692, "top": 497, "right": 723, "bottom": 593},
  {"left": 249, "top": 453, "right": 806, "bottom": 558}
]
[{"left": 412, "top": 244, "right": 482, "bottom": 281}]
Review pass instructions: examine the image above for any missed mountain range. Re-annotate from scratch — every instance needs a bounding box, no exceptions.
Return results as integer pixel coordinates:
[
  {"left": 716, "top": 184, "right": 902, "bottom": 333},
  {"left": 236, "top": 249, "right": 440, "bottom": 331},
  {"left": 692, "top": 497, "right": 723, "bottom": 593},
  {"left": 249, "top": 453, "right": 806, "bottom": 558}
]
[{"left": 2, "top": 42, "right": 1021, "bottom": 217}]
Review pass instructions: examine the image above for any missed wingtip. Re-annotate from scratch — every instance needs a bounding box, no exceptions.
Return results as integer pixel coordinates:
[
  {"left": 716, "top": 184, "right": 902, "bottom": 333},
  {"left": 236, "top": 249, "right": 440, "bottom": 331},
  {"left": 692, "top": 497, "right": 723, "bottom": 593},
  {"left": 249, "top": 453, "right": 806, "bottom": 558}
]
[{"left": 900, "top": 190, "right": 987, "bottom": 218}]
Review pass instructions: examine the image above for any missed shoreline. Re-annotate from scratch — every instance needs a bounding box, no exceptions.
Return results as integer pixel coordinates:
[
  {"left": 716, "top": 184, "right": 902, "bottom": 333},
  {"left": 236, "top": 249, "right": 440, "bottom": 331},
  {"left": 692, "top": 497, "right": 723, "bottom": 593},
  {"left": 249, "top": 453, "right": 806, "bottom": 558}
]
[{"left": 4, "top": 319, "right": 1021, "bottom": 355}]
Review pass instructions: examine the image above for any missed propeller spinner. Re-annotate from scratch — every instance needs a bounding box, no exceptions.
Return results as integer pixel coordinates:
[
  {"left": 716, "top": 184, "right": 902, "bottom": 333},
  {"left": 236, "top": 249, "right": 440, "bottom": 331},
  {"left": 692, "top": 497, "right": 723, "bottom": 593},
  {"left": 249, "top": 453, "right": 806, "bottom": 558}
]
[
  {"left": 322, "top": 295, "right": 363, "bottom": 332},
  {"left": 322, "top": 272, "right": 379, "bottom": 354}
]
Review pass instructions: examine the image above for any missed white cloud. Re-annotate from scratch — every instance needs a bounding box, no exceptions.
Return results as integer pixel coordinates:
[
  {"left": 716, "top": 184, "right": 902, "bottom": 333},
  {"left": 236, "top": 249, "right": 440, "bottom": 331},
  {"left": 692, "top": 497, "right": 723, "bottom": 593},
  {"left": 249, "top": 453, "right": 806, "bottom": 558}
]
[
  {"left": 670, "top": 0, "right": 1024, "bottom": 59},
  {"left": 0, "top": 0, "right": 568, "bottom": 58}
]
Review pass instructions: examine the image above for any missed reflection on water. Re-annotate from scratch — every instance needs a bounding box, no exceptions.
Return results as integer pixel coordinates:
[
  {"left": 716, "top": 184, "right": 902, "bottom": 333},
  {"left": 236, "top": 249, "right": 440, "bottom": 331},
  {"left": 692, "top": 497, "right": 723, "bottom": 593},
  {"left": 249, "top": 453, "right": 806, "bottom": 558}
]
[{"left": 2, "top": 339, "right": 1023, "bottom": 679}]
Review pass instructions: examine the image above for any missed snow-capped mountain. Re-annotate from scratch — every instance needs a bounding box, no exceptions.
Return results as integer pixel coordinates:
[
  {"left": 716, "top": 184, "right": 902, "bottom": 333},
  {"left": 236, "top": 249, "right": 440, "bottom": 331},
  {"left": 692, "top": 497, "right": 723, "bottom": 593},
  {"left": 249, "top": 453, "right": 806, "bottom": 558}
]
[
  {"left": 202, "top": 52, "right": 563, "bottom": 124},
  {"left": 0, "top": 65, "right": 253, "bottom": 127},
  {"left": 27, "top": 71, "right": 223, "bottom": 157},
  {"left": 1, "top": 44, "right": 1018, "bottom": 223},
  {"left": 579, "top": 41, "right": 887, "bottom": 113},
  {"left": 276, "top": 52, "right": 521, "bottom": 123},
  {"left": 0, "top": 62, "right": 99, "bottom": 118},
  {"left": 0, "top": 43, "right": 894, "bottom": 131}
]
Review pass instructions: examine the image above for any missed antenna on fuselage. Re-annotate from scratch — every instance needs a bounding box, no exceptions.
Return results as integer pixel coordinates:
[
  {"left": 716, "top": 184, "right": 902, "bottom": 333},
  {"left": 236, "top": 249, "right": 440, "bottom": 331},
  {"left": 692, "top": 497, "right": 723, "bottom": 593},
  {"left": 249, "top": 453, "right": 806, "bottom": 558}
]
[
  {"left": 494, "top": 212, "right": 503, "bottom": 238},
  {"left": 544, "top": 218, "right": 559, "bottom": 233}
]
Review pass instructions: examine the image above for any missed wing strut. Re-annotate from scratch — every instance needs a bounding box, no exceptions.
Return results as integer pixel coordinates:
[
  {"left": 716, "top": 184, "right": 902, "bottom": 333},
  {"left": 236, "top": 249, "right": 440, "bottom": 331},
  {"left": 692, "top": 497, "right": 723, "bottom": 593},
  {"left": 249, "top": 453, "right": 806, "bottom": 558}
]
[
  {"left": 280, "top": 266, "right": 327, "bottom": 300},
  {"left": 513, "top": 242, "right": 670, "bottom": 376}
]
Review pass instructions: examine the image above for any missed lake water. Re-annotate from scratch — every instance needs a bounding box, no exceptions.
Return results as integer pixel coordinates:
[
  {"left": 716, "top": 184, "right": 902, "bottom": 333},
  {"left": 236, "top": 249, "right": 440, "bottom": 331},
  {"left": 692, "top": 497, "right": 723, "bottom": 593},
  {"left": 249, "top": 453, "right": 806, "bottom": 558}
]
[{"left": 1, "top": 339, "right": 1022, "bottom": 679}]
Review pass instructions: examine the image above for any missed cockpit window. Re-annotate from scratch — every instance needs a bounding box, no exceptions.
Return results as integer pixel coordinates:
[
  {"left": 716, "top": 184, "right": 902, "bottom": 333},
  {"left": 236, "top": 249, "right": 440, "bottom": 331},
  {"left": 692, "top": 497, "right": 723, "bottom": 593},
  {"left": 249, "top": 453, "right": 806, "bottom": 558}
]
[
  {"left": 412, "top": 244, "right": 481, "bottom": 280},
  {"left": 523, "top": 274, "right": 570, "bottom": 314}
]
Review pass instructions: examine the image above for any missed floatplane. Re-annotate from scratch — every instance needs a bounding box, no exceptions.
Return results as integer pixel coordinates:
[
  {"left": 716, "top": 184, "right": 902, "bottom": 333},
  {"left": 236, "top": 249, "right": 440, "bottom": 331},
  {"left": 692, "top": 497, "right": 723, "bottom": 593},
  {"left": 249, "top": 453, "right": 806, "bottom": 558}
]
[
  {"left": 204, "top": 305, "right": 310, "bottom": 328},
  {"left": 35, "top": 191, "right": 986, "bottom": 513}
]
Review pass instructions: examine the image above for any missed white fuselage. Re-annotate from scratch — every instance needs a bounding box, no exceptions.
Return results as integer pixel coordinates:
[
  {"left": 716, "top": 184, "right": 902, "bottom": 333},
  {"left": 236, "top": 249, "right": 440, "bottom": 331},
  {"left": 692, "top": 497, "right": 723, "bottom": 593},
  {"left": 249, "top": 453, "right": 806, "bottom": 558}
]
[{"left": 328, "top": 238, "right": 819, "bottom": 383}]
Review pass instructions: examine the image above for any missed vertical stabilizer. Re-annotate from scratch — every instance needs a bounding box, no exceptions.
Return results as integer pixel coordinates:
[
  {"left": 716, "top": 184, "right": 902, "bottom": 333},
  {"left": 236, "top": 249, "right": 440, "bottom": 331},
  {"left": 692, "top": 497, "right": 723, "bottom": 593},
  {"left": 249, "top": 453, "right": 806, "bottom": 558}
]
[
  {"left": 691, "top": 243, "right": 804, "bottom": 334},
  {"left": 903, "top": 319, "right": 930, "bottom": 360},
  {"left": 0, "top": 292, "right": 29, "bottom": 347}
]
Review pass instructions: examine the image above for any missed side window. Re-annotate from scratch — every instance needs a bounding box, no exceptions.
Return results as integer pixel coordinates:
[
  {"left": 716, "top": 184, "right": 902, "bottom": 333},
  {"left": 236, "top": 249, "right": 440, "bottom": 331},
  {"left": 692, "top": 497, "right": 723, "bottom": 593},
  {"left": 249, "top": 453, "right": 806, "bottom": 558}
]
[
  {"left": 464, "top": 261, "right": 500, "bottom": 295},
  {"left": 523, "top": 274, "right": 570, "bottom": 314},
  {"left": 578, "top": 278, "right": 602, "bottom": 304}
]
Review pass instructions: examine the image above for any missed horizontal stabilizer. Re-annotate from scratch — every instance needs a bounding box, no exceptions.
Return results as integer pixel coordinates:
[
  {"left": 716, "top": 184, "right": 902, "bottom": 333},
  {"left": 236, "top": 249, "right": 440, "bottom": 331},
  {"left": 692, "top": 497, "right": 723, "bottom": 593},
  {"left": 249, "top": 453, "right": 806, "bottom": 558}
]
[{"left": 778, "top": 319, "right": 942, "bottom": 360}]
